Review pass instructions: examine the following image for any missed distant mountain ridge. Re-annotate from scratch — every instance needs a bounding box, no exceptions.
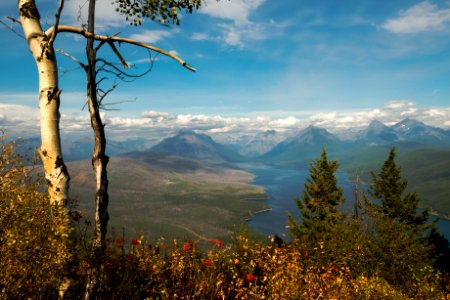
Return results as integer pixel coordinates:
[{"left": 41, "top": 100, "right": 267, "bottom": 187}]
[
  {"left": 126, "top": 118, "right": 450, "bottom": 164},
  {"left": 11, "top": 118, "right": 450, "bottom": 163},
  {"left": 229, "top": 130, "right": 285, "bottom": 157},
  {"left": 354, "top": 118, "right": 450, "bottom": 147},
  {"left": 147, "top": 130, "right": 244, "bottom": 163},
  {"left": 358, "top": 120, "right": 398, "bottom": 145},
  {"left": 261, "top": 125, "right": 343, "bottom": 162}
]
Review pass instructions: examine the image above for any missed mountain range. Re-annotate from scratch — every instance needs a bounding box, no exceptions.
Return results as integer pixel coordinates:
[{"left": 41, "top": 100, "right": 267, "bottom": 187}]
[
  {"left": 138, "top": 118, "right": 450, "bottom": 218},
  {"left": 11, "top": 118, "right": 450, "bottom": 164},
  {"left": 143, "top": 118, "right": 450, "bottom": 164},
  {"left": 11, "top": 117, "right": 450, "bottom": 229}
]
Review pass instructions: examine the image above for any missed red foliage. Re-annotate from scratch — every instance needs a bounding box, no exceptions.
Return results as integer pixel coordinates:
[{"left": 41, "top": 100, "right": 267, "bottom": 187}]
[
  {"left": 246, "top": 274, "right": 257, "bottom": 282},
  {"left": 182, "top": 243, "right": 192, "bottom": 251},
  {"left": 203, "top": 259, "right": 212, "bottom": 267}
]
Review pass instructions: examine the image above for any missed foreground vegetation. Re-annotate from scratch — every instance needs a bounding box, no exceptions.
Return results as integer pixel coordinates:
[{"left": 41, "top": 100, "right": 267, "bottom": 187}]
[{"left": 1, "top": 138, "right": 450, "bottom": 299}]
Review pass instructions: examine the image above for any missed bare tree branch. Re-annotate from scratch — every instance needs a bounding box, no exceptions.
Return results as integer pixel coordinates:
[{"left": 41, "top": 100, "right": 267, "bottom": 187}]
[
  {"left": 96, "top": 77, "right": 109, "bottom": 86},
  {"left": 96, "top": 58, "right": 152, "bottom": 80},
  {"left": 60, "top": 66, "right": 84, "bottom": 76},
  {"left": 95, "top": 40, "right": 107, "bottom": 52},
  {"left": 100, "top": 98, "right": 137, "bottom": 110},
  {"left": 108, "top": 42, "right": 129, "bottom": 69},
  {"left": 97, "top": 82, "right": 119, "bottom": 105},
  {"left": 48, "top": 0, "right": 65, "bottom": 47},
  {"left": 46, "top": 25, "right": 196, "bottom": 72},
  {"left": 55, "top": 48, "right": 86, "bottom": 69},
  {"left": 6, "top": 16, "right": 21, "bottom": 24},
  {"left": 0, "top": 18, "right": 25, "bottom": 39}
]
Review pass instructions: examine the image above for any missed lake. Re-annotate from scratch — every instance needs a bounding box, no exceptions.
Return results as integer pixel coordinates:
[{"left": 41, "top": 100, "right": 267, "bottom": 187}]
[{"left": 238, "top": 163, "right": 450, "bottom": 240}]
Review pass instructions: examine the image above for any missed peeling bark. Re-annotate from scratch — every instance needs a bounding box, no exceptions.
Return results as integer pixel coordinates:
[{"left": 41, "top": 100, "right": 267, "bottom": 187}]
[{"left": 18, "top": 0, "right": 70, "bottom": 206}]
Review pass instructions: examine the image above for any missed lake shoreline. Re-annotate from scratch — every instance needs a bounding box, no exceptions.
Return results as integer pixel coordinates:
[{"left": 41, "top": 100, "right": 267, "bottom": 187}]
[{"left": 238, "top": 163, "right": 450, "bottom": 240}]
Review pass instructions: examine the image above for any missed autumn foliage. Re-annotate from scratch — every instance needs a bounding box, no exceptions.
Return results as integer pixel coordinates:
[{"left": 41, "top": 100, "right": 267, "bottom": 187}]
[
  {"left": 1, "top": 137, "right": 449, "bottom": 299},
  {"left": 0, "top": 136, "right": 72, "bottom": 299}
]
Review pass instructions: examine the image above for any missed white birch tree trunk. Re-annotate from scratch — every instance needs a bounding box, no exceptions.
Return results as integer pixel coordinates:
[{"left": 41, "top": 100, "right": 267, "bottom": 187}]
[{"left": 18, "top": 0, "right": 70, "bottom": 206}]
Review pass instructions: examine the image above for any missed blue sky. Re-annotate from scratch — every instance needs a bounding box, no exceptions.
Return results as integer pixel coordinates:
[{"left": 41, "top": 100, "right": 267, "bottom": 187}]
[{"left": 1, "top": 0, "right": 450, "bottom": 140}]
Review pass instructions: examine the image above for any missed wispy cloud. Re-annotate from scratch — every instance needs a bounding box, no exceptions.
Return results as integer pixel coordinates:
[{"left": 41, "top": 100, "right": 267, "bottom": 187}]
[
  {"left": 128, "top": 29, "right": 174, "bottom": 44},
  {"left": 191, "top": 32, "right": 210, "bottom": 41},
  {"left": 196, "top": 0, "right": 271, "bottom": 47},
  {"left": 200, "top": 0, "right": 265, "bottom": 25},
  {"left": 216, "top": 22, "right": 268, "bottom": 47},
  {"left": 382, "top": 1, "right": 450, "bottom": 34}
]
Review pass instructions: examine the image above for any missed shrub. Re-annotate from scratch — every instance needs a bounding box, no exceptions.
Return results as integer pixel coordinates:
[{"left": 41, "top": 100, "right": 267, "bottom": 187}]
[{"left": 0, "top": 136, "right": 72, "bottom": 299}]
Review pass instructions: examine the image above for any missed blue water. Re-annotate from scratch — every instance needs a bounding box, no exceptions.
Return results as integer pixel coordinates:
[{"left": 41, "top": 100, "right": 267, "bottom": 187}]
[{"left": 238, "top": 163, "right": 450, "bottom": 241}]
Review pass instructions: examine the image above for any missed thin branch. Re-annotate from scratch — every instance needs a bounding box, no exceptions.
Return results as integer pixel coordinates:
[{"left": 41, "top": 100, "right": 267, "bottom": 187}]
[
  {"left": 60, "top": 66, "right": 84, "bottom": 76},
  {"left": 48, "top": 0, "right": 65, "bottom": 46},
  {"left": 6, "top": 16, "right": 21, "bottom": 24},
  {"left": 108, "top": 42, "right": 129, "bottom": 69},
  {"left": 98, "top": 82, "right": 119, "bottom": 105},
  {"left": 0, "top": 18, "right": 25, "bottom": 39},
  {"left": 96, "top": 77, "right": 109, "bottom": 86},
  {"left": 95, "top": 40, "right": 107, "bottom": 52},
  {"left": 46, "top": 25, "right": 196, "bottom": 72},
  {"left": 98, "top": 68, "right": 132, "bottom": 82},
  {"left": 97, "top": 58, "right": 151, "bottom": 80},
  {"left": 55, "top": 48, "right": 86, "bottom": 69},
  {"left": 100, "top": 98, "right": 137, "bottom": 111},
  {"left": 95, "top": 32, "right": 120, "bottom": 52}
]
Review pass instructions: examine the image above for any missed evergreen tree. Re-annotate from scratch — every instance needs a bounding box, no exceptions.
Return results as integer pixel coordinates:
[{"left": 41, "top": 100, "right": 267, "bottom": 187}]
[
  {"left": 288, "top": 147, "right": 345, "bottom": 238},
  {"left": 364, "top": 147, "right": 429, "bottom": 229},
  {"left": 363, "top": 147, "right": 450, "bottom": 283}
]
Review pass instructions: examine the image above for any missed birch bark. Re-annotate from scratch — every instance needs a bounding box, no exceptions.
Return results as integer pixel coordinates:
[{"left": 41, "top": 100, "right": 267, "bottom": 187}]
[{"left": 18, "top": 0, "right": 70, "bottom": 206}]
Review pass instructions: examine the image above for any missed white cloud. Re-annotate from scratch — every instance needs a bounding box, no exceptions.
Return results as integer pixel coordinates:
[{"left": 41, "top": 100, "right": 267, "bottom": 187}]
[
  {"left": 3, "top": 99, "right": 450, "bottom": 141},
  {"left": 310, "top": 112, "right": 338, "bottom": 122},
  {"left": 142, "top": 111, "right": 170, "bottom": 119},
  {"left": 60, "top": 113, "right": 91, "bottom": 132},
  {"left": 222, "top": 25, "right": 242, "bottom": 46},
  {"left": 384, "top": 101, "right": 414, "bottom": 109},
  {"left": 109, "top": 117, "right": 152, "bottom": 128},
  {"left": 269, "top": 116, "right": 298, "bottom": 128},
  {"left": 425, "top": 109, "right": 446, "bottom": 117},
  {"left": 128, "top": 29, "right": 173, "bottom": 43},
  {"left": 200, "top": 0, "right": 265, "bottom": 25},
  {"left": 306, "top": 101, "right": 450, "bottom": 132},
  {"left": 0, "top": 104, "right": 40, "bottom": 136},
  {"left": 196, "top": 0, "right": 270, "bottom": 47},
  {"left": 214, "top": 22, "right": 267, "bottom": 47},
  {"left": 192, "top": 32, "right": 210, "bottom": 41},
  {"left": 382, "top": 1, "right": 450, "bottom": 34}
]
